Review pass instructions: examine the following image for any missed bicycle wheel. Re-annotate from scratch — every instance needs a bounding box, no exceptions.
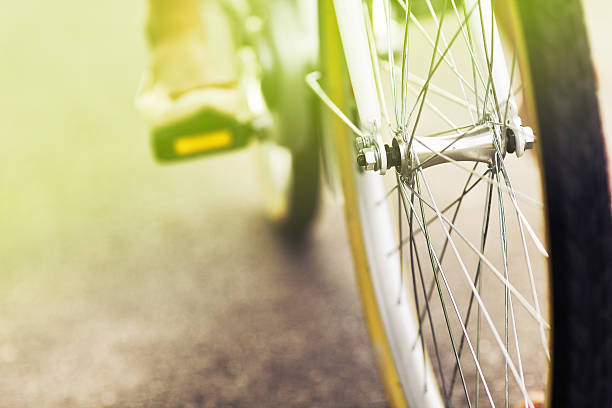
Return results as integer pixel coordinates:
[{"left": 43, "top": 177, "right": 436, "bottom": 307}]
[
  {"left": 317, "top": 0, "right": 612, "bottom": 406},
  {"left": 256, "top": 0, "right": 320, "bottom": 238}
]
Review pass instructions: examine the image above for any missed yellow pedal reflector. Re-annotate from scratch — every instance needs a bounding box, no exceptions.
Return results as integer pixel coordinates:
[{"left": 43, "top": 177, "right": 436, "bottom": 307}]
[{"left": 174, "top": 130, "right": 233, "bottom": 156}]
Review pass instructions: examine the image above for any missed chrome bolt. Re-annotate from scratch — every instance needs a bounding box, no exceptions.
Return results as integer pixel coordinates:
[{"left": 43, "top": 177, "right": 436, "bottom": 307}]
[{"left": 354, "top": 136, "right": 373, "bottom": 152}]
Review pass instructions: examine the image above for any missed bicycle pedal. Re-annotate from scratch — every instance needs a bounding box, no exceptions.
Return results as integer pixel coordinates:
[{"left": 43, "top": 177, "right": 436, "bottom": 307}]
[{"left": 151, "top": 109, "right": 253, "bottom": 163}]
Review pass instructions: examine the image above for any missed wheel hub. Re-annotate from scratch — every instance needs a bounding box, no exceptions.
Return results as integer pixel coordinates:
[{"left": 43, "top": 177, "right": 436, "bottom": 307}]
[{"left": 356, "top": 119, "right": 535, "bottom": 177}]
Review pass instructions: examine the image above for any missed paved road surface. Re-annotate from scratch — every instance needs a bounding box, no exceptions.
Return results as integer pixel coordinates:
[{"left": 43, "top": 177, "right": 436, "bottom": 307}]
[{"left": 0, "top": 1, "right": 610, "bottom": 407}]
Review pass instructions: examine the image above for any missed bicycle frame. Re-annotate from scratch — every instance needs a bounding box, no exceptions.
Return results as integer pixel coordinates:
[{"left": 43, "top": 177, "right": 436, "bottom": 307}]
[{"left": 331, "top": 1, "right": 443, "bottom": 405}]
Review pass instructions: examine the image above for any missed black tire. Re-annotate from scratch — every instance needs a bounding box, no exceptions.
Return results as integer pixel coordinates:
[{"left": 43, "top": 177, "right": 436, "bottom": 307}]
[{"left": 515, "top": 1, "right": 612, "bottom": 406}]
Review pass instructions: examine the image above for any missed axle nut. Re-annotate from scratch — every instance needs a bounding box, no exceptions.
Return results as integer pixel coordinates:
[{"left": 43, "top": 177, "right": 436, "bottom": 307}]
[{"left": 360, "top": 147, "right": 379, "bottom": 171}]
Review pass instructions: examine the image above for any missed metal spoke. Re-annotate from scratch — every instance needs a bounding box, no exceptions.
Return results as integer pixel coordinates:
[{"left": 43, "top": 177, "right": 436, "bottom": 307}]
[
  {"left": 389, "top": 166, "right": 487, "bottom": 254},
  {"left": 413, "top": 140, "right": 548, "bottom": 261},
  {"left": 399, "top": 0, "right": 411, "bottom": 126},
  {"left": 405, "top": 83, "right": 465, "bottom": 135},
  {"left": 383, "top": 0, "right": 400, "bottom": 125},
  {"left": 406, "top": 1, "right": 450, "bottom": 140},
  {"left": 404, "top": 182, "right": 549, "bottom": 329},
  {"left": 459, "top": 0, "right": 482, "bottom": 118},
  {"left": 494, "top": 154, "right": 529, "bottom": 408},
  {"left": 494, "top": 48, "right": 549, "bottom": 360},
  {"left": 413, "top": 136, "right": 544, "bottom": 210},
  {"left": 377, "top": 184, "right": 399, "bottom": 206},
  {"left": 448, "top": 172, "right": 494, "bottom": 400},
  {"left": 394, "top": 0, "right": 483, "bottom": 106},
  {"left": 494, "top": 141, "right": 550, "bottom": 359},
  {"left": 406, "top": 187, "right": 429, "bottom": 395},
  {"left": 384, "top": 62, "right": 479, "bottom": 115},
  {"left": 475, "top": 174, "right": 493, "bottom": 408},
  {"left": 400, "top": 176, "right": 450, "bottom": 404},
  {"left": 503, "top": 52, "right": 518, "bottom": 128},
  {"left": 476, "top": 0, "right": 503, "bottom": 123},
  {"left": 405, "top": 2, "right": 479, "bottom": 149},
  {"left": 401, "top": 177, "right": 494, "bottom": 407},
  {"left": 416, "top": 165, "right": 481, "bottom": 327},
  {"left": 423, "top": 0, "right": 477, "bottom": 123},
  {"left": 413, "top": 165, "right": 483, "bottom": 329},
  {"left": 420, "top": 124, "right": 476, "bottom": 138},
  {"left": 364, "top": 2, "right": 393, "bottom": 129},
  {"left": 399, "top": 176, "right": 474, "bottom": 406},
  {"left": 306, "top": 72, "right": 364, "bottom": 137},
  {"left": 494, "top": 157, "right": 511, "bottom": 408},
  {"left": 450, "top": 0, "right": 488, "bottom": 93},
  {"left": 397, "top": 175, "right": 405, "bottom": 303},
  {"left": 412, "top": 164, "right": 535, "bottom": 405}
]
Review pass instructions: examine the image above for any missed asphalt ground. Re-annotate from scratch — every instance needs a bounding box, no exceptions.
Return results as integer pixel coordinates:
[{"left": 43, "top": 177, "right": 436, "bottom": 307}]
[{"left": 1, "top": 1, "right": 610, "bottom": 407}]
